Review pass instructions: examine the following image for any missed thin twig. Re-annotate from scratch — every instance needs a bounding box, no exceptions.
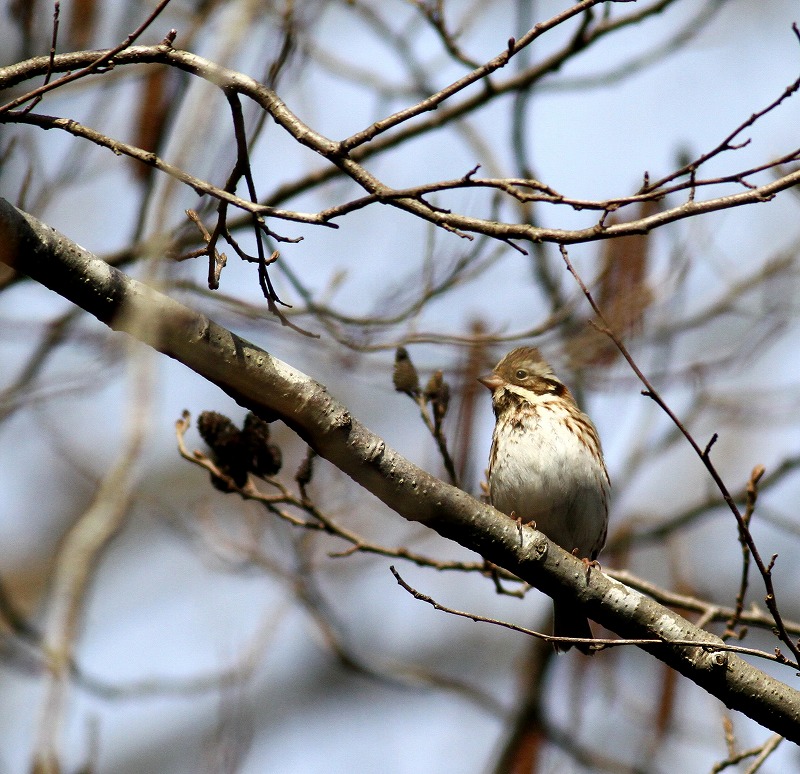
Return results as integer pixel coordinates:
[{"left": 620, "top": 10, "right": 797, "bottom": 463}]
[
  {"left": 558, "top": 244, "right": 800, "bottom": 664},
  {"left": 644, "top": 72, "right": 800, "bottom": 192},
  {"left": 20, "top": 0, "right": 61, "bottom": 115},
  {"left": 724, "top": 465, "right": 765, "bottom": 639},
  {"left": 389, "top": 566, "right": 800, "bottom": 665},
  {"left": 32, "top": 343, "right": 153, "bottom": 771},
  {"left": 413, "top": 393, "right": 460, "bottom": 488},
  {"left": 0, "top": 0, "right": 175, "bottom": 115},
  {"left": 711, "top": 732, "right": 784, "bottom": 774},
  {"left": 175, "top": 412, "right": 487, "bottom": 574},
  {"left": 5, "top": 111, "right": 334, "bottom": 227},
  {"left": 743, "top": 734, "right": 784, "bottom": 774}
]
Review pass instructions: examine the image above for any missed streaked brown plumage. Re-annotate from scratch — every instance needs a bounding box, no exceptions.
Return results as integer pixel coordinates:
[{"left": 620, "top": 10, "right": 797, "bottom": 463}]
[{"left": 480, "top": 347, "right": 609, "bottom": 653}]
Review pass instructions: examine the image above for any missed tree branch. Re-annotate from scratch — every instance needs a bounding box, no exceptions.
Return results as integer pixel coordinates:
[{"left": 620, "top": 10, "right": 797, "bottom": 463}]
[
  {"left": 3, "top": 46, "right": 800, "bottom": 246},
  {"left": 2, "top": 198, "right": 800, "bottom": 741}
]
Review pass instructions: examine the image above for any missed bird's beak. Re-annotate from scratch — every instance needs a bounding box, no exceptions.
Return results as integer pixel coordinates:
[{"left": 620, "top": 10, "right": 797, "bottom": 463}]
[{"left": 478, "top": 372, "right": 503, "bottom": 391}]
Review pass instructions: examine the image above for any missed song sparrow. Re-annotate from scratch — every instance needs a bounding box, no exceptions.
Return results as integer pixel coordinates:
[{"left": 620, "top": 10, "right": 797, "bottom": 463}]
[{"left": 480, "top": 347, "right": 609, "bottom": 653}]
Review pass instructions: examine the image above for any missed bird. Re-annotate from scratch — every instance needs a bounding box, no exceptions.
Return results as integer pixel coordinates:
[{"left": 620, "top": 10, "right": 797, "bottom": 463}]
[{"left": 479, "top": 346, "right": 609, "bottom": 653}]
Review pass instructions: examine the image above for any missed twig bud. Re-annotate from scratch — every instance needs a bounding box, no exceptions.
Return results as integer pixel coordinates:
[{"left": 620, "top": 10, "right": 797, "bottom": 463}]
[
  {"left": 393, "top": 346, "right": 420, "bottom": 396},
  {"left": 425, "top": 370, "right": 450, "bottom": 430}
]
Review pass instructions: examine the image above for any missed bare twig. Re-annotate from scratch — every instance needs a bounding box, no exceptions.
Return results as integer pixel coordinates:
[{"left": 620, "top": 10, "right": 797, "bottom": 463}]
[
  {"left": 4, "top": 45, "right": 800, "bottom": 250},
  {"left": 558, "top": 244, "right": 800, "bottom": 664},
  {"left": 711, "top": 732, "right": 784, "bottom": 774},
  {"left": 389, "top": 566, "right": 799, "bottom": 666},
  {"left": 175, "top": 411, "right": 485, "bottom": 574},
  {"left": 644, "top": 72, "right": 800, "bottom": 192},
  {"left": 743, "top": 734, "right": 784, "bottom": 774},
  {"left": 6, "top": 159, "right": 800, "bottom": 745},
  {"left": 32, "top": 344, "right": 153, "bottom": 771},
  {"left": 3, "top": 111, "right": 334, "bottom": 227},
  {"left": 0, "top": 0, "right": 175, "bottom": 115},
  {"left": 724, "top": 465, "right": 765, "bottom": 640},
  {"left": 340, "top": 0, "right": 618, "bottom": 152},
  {"left": 19, "top": 0, "right": 61, "bottom": 115}
]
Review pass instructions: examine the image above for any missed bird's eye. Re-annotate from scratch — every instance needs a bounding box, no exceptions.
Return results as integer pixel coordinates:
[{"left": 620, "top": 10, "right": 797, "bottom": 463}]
[{"left": 515, "top": 369, "right": 527, "bottom": 379}]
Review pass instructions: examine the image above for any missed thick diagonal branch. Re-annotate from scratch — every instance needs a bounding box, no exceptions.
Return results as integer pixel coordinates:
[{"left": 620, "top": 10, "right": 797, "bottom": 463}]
[{"left": 1, "top": 198, "right": 800, "bottom": 741}]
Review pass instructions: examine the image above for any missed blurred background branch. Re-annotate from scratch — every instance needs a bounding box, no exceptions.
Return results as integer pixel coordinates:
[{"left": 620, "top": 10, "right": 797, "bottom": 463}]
[{"left": 3, "top": 1, "right": 800, "bottom": 772}]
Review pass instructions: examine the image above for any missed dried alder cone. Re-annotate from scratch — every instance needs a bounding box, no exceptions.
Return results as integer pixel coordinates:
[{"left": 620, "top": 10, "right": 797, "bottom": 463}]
[
  {"left": 197, "top": 410, "right": 282, "bottom": 490},
  {"left": 480, "top": 347, "right": 610, "bottom": 654}
]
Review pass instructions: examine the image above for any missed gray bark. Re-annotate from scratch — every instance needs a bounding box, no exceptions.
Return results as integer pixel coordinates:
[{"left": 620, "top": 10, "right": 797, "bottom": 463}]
[{"left": 1, "top": 198, "right": 799, "bottom": 742}]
